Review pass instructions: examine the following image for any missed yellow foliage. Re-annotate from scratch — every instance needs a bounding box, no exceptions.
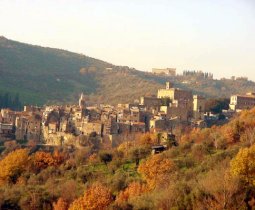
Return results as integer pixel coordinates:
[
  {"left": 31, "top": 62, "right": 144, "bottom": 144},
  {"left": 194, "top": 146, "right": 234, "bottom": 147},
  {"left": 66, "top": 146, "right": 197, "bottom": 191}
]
[
  {"left": 231, "top": 144, "right": 255, "bottom": 185},
  {"left": 138, "top": 133, "right": 158, "bottom": 146},
  {"left": 0, "top": 149, "right": 29, "bottom": 184},
  {"left": 117, "top": 141, "right": 134, "bottom": 154},
  {"left": 68, "top": 197, "right": 84, "bottom": 210}
]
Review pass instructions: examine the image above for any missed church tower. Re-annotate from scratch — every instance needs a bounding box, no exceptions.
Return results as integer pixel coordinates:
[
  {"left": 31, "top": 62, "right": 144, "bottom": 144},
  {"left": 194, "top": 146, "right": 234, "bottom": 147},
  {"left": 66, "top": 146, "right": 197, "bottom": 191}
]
[{"left": 79, "top": 93, "right": 86, "bottom": 109}]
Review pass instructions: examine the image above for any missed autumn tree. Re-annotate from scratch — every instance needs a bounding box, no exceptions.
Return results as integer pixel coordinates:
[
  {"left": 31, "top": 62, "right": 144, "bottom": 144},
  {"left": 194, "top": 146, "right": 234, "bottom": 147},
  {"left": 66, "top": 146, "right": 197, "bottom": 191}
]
[
  {"left": 53, "top": 150, "right": 66, "bottom": 165},
  {"left": 138, "top": 133, "right": 158, "bottom": 146},
  {"left": 0, "top": 149, "right": 29, "bottom": 184},
  {"left": 223, "top": 120, "right": 245, "bottom": 143},
  {"left": 231, "top": 145, "right": 255, "bottom": 185},
  {"left": 68, "top": 197, "right": 84, "bottom": 210},
  {"left": 117, "top": 141, "right": 134, "bottom": 156},
  {"left": 31, "top": 151, "right": 57, "bottom": 172},
  {"left": 138, "top": 154, "right": 176, "bottom": 189},
  {"left": 116, "top": 182, "right": 147, "bottom": 206},
  {"left": 68, "top": 182, "right": 113, "bottom": 210},
  {"left": 3, "top": 140, "right": 20, "bottom": 154},
  {"left": 53, "top": 198, "right": 68, "bottom": 210},
  {"left": 196, "top": 161, "right": 242, "bottom": 210},
  {"left": 58, "top": 180, "right": 79, "bottom": 204},
  {"left": 240, "top": 127, "right": 255, "bottom": 146}
]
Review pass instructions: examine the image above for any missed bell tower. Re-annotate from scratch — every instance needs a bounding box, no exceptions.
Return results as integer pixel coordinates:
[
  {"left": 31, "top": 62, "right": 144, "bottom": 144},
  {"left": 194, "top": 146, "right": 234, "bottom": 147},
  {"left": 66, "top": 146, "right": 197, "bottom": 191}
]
[{"left": 79, "top": 93, "right": 86, "bottom": 109}]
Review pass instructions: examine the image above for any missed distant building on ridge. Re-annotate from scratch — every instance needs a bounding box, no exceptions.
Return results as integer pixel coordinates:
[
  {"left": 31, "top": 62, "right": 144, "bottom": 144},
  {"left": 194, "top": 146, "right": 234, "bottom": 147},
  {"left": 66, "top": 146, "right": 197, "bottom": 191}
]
[{"left": 152, "top": 68, "right": 176, "bottom": 76}]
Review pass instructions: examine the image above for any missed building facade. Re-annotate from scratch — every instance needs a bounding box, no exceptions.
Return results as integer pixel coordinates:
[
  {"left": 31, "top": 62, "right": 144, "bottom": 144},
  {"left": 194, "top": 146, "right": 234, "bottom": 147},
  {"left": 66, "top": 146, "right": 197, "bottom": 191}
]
[{"left": 229, "top": 93, "right": 255, "bottom": 111}]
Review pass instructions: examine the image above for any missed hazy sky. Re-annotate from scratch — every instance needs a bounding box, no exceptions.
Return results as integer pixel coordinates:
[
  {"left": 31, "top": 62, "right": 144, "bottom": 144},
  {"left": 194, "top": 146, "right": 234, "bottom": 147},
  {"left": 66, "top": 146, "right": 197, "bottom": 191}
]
[{"left": 0, "top": 0, "right": 255, "bottom": 80}]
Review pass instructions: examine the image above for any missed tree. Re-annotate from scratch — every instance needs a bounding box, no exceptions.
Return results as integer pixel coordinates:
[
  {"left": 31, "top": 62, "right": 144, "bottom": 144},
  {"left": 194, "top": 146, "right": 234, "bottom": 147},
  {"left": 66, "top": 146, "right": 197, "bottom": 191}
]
[
  {"left": 231, "top": 145, "right": 255, "bottom": 185},
  {"left": 129, "top": 146, "right": 150, "bottom": 167},
  {"left": 99, "top": 152, "right": 112, "bottom": 165},
  {"left": 53, "top": 198, "right": 68, "bottom": 210},
  {"left": 68, "top": 197, "right": 84, "bottom": 210},
  {"left": 116, "top": 182, "right": 147, "bottom": 205},
  {"left": 196, "top": 161, "right": 242, "bottom": 210},
  {"left": 31, "top": 151, "right": 57, "bottom": 172},
  {"left": 0, "top": 149, "right": 29, "bottom": 184},
  {"left": 13, "top": 93, "right": 22, "bottom": 110},
  {"left": 138, "top": 133, "right": 157, "bottom": 146},
  {"left": 84, "top": 182, "right": 113, "bottom": 209},
  {"left": 68, "top": 183, "right": 113, "bottom": 210},
  {"left": 205, "top": 98, "right": 229, "bottom": 114},
  {"left": 3, "top": 140, "right": 20, "bottom": 154},
  {"left": 138, "top": 154, "right": 176, "bottom": 189}
]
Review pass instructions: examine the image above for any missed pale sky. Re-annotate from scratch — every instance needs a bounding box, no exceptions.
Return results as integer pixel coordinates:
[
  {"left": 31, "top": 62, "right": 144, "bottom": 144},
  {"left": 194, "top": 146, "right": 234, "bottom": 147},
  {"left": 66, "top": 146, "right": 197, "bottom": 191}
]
[{"left": 0, "top": 0, "right": 255, "bottom": 80}]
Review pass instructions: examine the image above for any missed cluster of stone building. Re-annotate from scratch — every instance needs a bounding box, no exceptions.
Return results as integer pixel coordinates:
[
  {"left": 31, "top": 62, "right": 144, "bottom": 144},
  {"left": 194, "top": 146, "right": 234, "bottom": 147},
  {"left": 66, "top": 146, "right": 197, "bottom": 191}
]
[
  {"left": 0, "top": 82, "right": 208, "bottom": 147},
  {"left": 4, "top": 81, "right": 254, "bottom": 148},
  {"left": 0, "top": 106, "right": 42, "bottom": 142},
  {"left": 4, "top": 82, "right": 255, "bottom": 148}
]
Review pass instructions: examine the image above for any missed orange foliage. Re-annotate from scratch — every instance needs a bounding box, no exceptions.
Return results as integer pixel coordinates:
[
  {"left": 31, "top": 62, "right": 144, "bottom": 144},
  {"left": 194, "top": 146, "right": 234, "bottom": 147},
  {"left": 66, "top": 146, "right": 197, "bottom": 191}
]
[
  {"left": 138, "top": 154, "right": 176, "bottom": 189},
  {"left": 180, "top": 128, "right": 212, "bottom": 144},
  {"left": 53, "top": 198, "right": 69, "bottom": 210},
  {"left": 68, "top": 197, "right": 84, "bottom": 210},
  {"left": 32, "top": 151, "right": 57, "bottom": 170},
  {"left": 53, "top": 150, "right": 66, "bottom": 165},
  {"left": 68, "top": 182, "right": 113, "bottom": 210},
  {"left": 116, "top": 182, "right": 147, "bottom": 205},
  {"left": 87, "top": 153, "right": 99, "bottom": 165}
]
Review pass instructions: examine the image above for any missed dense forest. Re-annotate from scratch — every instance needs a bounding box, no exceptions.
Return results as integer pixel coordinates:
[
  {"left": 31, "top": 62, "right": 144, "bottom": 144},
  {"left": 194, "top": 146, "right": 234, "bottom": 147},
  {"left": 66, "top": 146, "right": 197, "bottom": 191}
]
[
  {"left": 1, "top": 108, "right": 255, "bottom": 209},
  {"left": 0, "top": 92, "right": 23, "bottom": 111}
]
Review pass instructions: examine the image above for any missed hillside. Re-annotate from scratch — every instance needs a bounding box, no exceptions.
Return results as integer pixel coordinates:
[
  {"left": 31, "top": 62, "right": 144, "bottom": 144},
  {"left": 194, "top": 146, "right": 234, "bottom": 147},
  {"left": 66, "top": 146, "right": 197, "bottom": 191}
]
[
  {"left": 1, "top": 108, "right": 255, "bottom": 209},
  {"left": 0, "top": 36, "right": 165, "bottom": 105},
  {"left": 1, "top": 36, "right": 255, "bottom": 106}
]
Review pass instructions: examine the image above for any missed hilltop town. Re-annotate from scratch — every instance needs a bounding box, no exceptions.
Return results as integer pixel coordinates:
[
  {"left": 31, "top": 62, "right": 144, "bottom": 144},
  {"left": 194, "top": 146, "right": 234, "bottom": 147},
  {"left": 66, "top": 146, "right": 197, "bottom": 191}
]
[
  {"left": 1, "top": 1, "right": 255, "bottom": 208},
  {"left": 1, "top": 80, "right": 253, "bottom": 152}
]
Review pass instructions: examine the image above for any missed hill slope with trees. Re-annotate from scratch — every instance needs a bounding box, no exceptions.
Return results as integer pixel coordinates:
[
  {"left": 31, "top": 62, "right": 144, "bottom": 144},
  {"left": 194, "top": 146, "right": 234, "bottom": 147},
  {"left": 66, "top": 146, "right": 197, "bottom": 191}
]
[
  {"left": 1, "top": 108, "right": 255, "bottom": 209},
  {"left": 1, "top": 36, "right": 255, "bottom": 106}
]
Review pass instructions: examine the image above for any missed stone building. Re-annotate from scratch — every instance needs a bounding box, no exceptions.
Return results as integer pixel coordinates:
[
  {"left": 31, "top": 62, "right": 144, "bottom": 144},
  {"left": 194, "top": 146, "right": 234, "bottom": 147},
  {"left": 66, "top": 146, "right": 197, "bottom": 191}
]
[
  {"left": 15, "top": 113, "right": 42, "bottom": 141},
  {"left": 139, "top": 96, "right": 162, "bottom": 110},
  {"left": 157, "top": 83, "right": 193, "bottom": 122},
  {"left": 130, "top": 122, "right": 146, "bottom": 133},
  {"left": 193, "top": 95, "right": 206, "bottom": 120},
  {"left": 1, "top": 109, "right": 17, "bottom": 124},
  {"left": 152, "top": 68, "right": 176, "bottom": 76},
  {"left": 160, "top": 105, "right": 192, "bottom": 122},
  {"left": 229, "top": 93, "right": 255, "bottom": 111},
  {"left": 15, "top": 116, "right": 28, "bottom": 140},
  {"left": 80, "top": 121, "right": 103, "bottom": 136},
  {"left": 0, "top": 122, "right": 13, "bottom": 136},
  {"left": 157, "top": 82, "right": 193, "bottom": 101},
  {"left": 26, "top": 114, "right": 42, "bottom": 141}
]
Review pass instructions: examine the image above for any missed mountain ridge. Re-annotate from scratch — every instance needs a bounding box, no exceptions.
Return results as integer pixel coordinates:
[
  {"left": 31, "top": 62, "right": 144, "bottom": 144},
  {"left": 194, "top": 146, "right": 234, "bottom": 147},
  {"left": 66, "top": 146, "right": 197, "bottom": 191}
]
[{"left": 0, "top": 36, "right": 255, "bottom": 106}]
